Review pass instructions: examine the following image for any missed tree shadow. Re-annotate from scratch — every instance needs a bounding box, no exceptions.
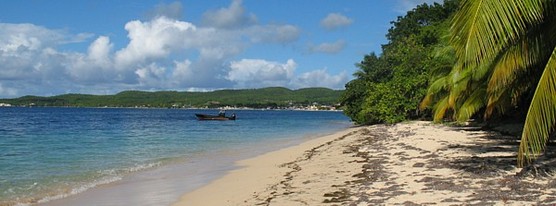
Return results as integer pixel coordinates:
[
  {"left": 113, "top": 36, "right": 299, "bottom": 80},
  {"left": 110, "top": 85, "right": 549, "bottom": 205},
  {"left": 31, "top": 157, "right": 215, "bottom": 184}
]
[{"left": 440, "top": 126, "right": 556, "bottom": 178}]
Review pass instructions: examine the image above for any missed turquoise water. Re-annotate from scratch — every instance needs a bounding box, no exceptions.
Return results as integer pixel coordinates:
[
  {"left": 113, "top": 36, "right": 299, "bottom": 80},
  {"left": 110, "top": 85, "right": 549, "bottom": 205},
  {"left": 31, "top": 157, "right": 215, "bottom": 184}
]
[{"left": 0, "top": 107, "right": 351, "bottom": 205}]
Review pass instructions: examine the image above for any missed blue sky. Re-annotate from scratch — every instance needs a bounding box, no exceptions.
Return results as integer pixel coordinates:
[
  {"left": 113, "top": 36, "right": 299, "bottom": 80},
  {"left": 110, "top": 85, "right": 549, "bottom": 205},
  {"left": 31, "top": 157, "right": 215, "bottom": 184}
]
[{"left": 0, "top": 0, "right": 440, "bottom": 98}]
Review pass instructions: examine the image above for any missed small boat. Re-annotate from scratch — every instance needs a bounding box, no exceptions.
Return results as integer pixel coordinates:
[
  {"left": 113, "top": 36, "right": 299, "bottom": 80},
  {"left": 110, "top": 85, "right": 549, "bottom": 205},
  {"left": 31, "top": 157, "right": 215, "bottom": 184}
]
[{"left": 195, "top": 113, "right": 236, "bottom": 121}]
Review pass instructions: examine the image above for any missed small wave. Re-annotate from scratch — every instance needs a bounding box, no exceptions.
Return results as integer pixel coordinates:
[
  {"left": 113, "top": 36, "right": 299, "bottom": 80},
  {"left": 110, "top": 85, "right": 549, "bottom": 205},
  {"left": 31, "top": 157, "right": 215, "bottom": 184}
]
[
  {"left": 35, "top": 175, "right": 123, "bottom": 204},
  {"left": 32, "top": 162, "right": 161, "bottom": 205},
  {"left": 125, "top": 162, "right": 161, "bottom": 173},
  {"left": 1, "top": 176, "right": 121, "bottom": 206}
]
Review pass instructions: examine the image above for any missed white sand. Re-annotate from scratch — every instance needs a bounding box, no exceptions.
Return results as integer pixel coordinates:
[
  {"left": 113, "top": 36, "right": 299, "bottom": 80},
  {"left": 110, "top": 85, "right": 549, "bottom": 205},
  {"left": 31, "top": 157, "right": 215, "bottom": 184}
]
[{"left": 173, "top": 121, "right": 556, "bottom": 205}]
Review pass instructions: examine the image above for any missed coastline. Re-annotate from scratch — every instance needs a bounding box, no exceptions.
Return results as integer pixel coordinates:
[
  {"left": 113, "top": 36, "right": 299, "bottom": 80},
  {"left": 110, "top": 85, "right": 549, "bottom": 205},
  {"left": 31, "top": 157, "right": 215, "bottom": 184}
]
[
  {"left": 1, "top": 108, "right": 350, "bottom": 206},
  {"left": 173, "top": 121, "right": 556, "bottom": 205},
  {"left": 34, "top": 129, "right": 343, "bottom": 206},
  {"left": 173, "top": 125, "right": 362, "bottom": 206}
]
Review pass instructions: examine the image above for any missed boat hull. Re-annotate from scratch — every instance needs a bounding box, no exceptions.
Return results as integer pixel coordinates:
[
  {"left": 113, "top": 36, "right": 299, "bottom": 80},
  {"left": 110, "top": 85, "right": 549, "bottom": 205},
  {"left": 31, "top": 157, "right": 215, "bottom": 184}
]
[{"left": 195, "top": 113, "right": 236, "bottom": 121}]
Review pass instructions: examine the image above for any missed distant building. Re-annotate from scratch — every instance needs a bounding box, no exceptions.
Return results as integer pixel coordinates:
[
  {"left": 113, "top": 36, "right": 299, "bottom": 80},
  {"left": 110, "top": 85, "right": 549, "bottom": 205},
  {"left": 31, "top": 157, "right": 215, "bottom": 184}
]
[{"left": 0, "top": 103, "right": 12, "bottom": 107}]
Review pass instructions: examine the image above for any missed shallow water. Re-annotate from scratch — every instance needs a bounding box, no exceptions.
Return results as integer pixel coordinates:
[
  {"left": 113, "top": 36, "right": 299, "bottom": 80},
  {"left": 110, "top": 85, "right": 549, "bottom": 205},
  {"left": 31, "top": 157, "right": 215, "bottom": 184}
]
[{"left": 0, "top": 107, "right": 351, "bottom": 205}]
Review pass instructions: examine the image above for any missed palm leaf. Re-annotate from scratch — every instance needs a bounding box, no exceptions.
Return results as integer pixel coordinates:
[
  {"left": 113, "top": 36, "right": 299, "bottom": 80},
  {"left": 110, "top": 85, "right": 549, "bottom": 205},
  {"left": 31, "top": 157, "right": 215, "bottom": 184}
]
[
  {"left": 448, "top": 68, "right": 472, "bottom": 108},
  {"left": 484, "top": 35, "right": 540, "bottom": 118},
  {"left": 488, "top": 21, "right": 556, "bottom": 94},
  {"left": 433, "top": 96, "right": 451, "bottom": 122},
  {"left": 451, "top": 0, "right": 544, "bottom": 66},
  {"left": 456, "top": 86, "right": 487, "bottom": 122},
  {"left": 485, "top": 86, "right": 512, "bottom": 118},
  {"left": 518, "top": 47, "right": 556, "bottom": 167},
  {"left": 420, "top": 75, "right": 449, "bottom": 110}
]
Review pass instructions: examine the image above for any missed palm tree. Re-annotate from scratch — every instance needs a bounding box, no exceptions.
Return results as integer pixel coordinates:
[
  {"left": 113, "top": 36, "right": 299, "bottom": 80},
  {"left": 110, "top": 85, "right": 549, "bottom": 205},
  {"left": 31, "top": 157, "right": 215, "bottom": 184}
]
[{"left": 440, "top": 0, "right": 556, "bottom": 166}]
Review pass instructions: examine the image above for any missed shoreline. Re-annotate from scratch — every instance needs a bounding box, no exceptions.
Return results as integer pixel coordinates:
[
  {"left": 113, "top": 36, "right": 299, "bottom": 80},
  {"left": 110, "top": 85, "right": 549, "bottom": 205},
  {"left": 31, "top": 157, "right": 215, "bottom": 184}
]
[
  {"left": 0, "top": 106, "right": 344, "bottom": 112},
  {"left": 174, "top": 121, "right": 556, "bottom": 205},
  {"left": 173, "top": 125, "right": 361, "bottom": 206},
  {"left": 31, "top": 122, "right": 350, "bottom": 206}
]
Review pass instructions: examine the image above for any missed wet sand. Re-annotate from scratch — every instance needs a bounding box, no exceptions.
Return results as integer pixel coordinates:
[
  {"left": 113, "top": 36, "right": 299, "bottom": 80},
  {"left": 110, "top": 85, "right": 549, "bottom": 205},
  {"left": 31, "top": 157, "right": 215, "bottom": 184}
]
[{"left": 174, "top": 121, "right": 556, "bottom": 205}]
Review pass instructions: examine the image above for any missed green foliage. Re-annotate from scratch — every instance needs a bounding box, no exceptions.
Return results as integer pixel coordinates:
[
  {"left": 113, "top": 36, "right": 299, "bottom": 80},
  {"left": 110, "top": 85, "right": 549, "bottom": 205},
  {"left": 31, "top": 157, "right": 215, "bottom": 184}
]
[
  {"left": 341, "top": 78, "right": 370, "bottom": 123},
  {"left": 341, "top": 0, "right": 458, "bottom": 125},
  {"left": 421, "top": 0, "right": 556, "bottom": 166},
  {"left": 0, "top": 87, "right": 343, "bottom": 109},
  {"left": 360, "top": 37, "right": 431, "bottom": 124}
]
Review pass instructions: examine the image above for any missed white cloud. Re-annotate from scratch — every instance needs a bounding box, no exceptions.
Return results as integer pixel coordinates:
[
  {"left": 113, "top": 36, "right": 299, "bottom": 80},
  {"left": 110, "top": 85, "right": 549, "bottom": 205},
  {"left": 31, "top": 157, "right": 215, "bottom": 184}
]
[
  {"left": 114, "top": 16, "right": 197, "bottom": 69},
  {"left": 201, "top": 0, "right": 257, "bottom": 29},
  {"left": 395, "top": 0, "right": 442, "bottom": 13},
  {"left": 171, "top": 59, "right": 193, "bottom": 82},
  {"left": 0, "top": 23, "right": 64, "bottom": 53},
  {"left": 88, "top": 36, "right": 113, "bottom": 67},
  {"left": 135, "top": 63, "right": 167, "bottom": 88},
  {"left": 67, "top": 36, "right": 117, "bottom": 83},
  {"left": 320, "top": 13, "right": 353, "bottom": 30},
  {"left": 309, "top": 40, "right": 346, "bottom": 54},
  {"left": 227, "top": 59, "right": 296, "bottom": 88},
  {"left": 291, "top": 69, "right": 348, "bottom": 89},
  {"left": 227, "top": 59, "right": 348, "bottom": 89},
  {"left": 109, "top": 14, "right": 298, "bottom": 88},
  {"left": 0, "top": 1, "right": 345, "bottom": 98},
  {"left": 0, "top": 23, "right": 82, "bottom": 81}
]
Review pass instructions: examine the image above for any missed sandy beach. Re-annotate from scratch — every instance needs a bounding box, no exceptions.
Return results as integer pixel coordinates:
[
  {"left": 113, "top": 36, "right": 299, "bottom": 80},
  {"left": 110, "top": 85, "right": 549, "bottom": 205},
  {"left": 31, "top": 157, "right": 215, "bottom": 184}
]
[{"left": 174, "top": 121, "right": 556, "bottom": 205}]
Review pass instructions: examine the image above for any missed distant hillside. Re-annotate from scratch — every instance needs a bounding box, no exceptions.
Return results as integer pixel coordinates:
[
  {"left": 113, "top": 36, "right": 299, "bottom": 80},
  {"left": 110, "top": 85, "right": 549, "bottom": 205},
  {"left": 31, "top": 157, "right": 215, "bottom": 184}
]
[{"left": 0, "top": 87, "right": 344, "bottom": 108}]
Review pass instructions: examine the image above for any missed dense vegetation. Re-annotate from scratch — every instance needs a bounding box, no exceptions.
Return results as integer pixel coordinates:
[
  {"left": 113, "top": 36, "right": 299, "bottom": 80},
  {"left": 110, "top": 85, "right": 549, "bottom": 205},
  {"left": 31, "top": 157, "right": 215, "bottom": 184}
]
[
  {"left": 342, "top": 0, "right": 556, "bottom": 166},
  {"left": 0, "top": 87, "right": 342, "bottom": 109},
  {"left": 340, "top": 0, "right": 460, "bottom": 124},
  {"left": 421, "top": 0, "right": 556, "bottom": 166}
]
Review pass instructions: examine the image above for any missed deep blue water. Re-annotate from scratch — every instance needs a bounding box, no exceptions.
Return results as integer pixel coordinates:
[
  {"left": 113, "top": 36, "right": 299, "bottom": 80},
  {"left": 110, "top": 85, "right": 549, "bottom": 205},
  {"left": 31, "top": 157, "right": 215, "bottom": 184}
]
[{"left": 0, "top": 107, "right": 350, "bottom": 205}]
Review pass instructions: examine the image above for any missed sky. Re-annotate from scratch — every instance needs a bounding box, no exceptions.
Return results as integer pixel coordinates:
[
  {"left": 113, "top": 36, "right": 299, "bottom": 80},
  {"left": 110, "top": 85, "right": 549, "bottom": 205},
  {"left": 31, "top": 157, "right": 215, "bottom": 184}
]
[{"left": 0, "top": 0, "right": 441, "bottom": 98}]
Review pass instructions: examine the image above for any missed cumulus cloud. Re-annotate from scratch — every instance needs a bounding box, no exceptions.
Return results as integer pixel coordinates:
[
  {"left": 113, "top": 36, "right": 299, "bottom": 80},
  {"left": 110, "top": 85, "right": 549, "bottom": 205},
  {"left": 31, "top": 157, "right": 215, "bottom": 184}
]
[
  {"left": 146, "top": 1, "right": 183, "bottom": 19},
  {"left": 135, "top": 63, "right": 167, "bottom": 88},
  {"left": 320, "top": 13, "right": 353, "bottom": 30},
  {"left": 291, "top": 69, "right": 348, "bottom": 89},
  {"left": 202, "top": 0, "right": 257, "bottom": 29},
  {"left": 0, "top": 23, "right": 64, "bottom": 53},
  {"left": 0, "top": 1, "right": 347, "bottom": 98},
  {"left": 115, "top": 17, "right": 197, "bottom": 69},
  {"left": 309, "top": 40, "right": 346, "bottom": 54},
  {"left": 87, "top": 36, "right": 113, "bottom": 67},
  {"left": 227, "top": 59, "right": 296, "bottom": 88},
  {"left": 170, "top": 59, "right": 196, "bottom": 86},
  {"left": 227, "top": 59, "right": 348, "bottom": 89},
  {"left": 0, "top": 23, "right": 90, "bottom": 81}
]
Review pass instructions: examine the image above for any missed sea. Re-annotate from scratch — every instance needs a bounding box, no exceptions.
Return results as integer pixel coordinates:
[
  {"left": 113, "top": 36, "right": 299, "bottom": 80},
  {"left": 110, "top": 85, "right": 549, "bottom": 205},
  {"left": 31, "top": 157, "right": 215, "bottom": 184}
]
[{"left": 0, "top": 107, "right": 351, "bottom": 206}]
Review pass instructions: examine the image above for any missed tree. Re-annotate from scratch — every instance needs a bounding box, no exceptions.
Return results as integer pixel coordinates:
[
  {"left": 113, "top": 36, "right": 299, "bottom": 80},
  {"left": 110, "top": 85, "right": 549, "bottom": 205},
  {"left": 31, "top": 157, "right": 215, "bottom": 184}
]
[
  {"left": 341, "top": 0, "right": 459, "bottom": 125},
  {"left": 428, "top": 0, "right": 556, "bottom": 166},
  {"left": 341, "top": 52, "right": 390, "bottom": 124}
]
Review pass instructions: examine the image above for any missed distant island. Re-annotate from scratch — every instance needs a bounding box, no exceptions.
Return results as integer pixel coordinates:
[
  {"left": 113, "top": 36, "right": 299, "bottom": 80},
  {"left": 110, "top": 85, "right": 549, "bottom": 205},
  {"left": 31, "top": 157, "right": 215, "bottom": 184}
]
[{"left": 0, "top": 87, "right": 343, "bottom": 110}]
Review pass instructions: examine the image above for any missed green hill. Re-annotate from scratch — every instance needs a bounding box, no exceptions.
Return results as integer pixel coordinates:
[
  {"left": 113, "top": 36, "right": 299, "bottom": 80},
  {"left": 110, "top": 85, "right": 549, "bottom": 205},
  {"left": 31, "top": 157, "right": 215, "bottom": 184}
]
[{"left": 0, "top": 87, "right": 343, "bottom": 109}]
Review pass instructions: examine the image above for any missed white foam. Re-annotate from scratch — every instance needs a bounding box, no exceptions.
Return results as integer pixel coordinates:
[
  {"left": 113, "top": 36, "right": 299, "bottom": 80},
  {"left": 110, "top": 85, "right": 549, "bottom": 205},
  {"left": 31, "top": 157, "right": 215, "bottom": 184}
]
[
  {"left": 33, "top": 162, "right": 162, "bottom": 205},
  {"left": 36, "top": 175, "right": 123, "bottom": 204},
  {"left": 126, "top": 162, "right": 161, "bottom": 173}
]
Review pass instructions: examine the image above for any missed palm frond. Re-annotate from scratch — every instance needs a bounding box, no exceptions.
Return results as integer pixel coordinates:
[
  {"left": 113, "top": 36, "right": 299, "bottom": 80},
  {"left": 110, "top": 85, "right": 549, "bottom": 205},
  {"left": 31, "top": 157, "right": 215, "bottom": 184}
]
[
  {"left": 456, "top": 86, "right": 487, "bottom": 122},
  {"left": 518, "top": 47, "right": 556, "bottom": 167},
  {"left": 448, "top": 68, "right": 472, "bottom": 108},
  {"left": 451, "top": 0, "right": 544, "bottom": 66},
  {"left": 420, "top": 75, "right": 449, "bottom": 110},
  {"left": 433, "top": 96, "right": 451, "bottom": 122},
  {"left": 485, "top": 86, "right": 512, "bottom": 119},
  {"left": 488, "top": 25, "right": 551, "bottom": 95},
  {"left": 471, "top": 59, "right": 493, "bottom": 81}
]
